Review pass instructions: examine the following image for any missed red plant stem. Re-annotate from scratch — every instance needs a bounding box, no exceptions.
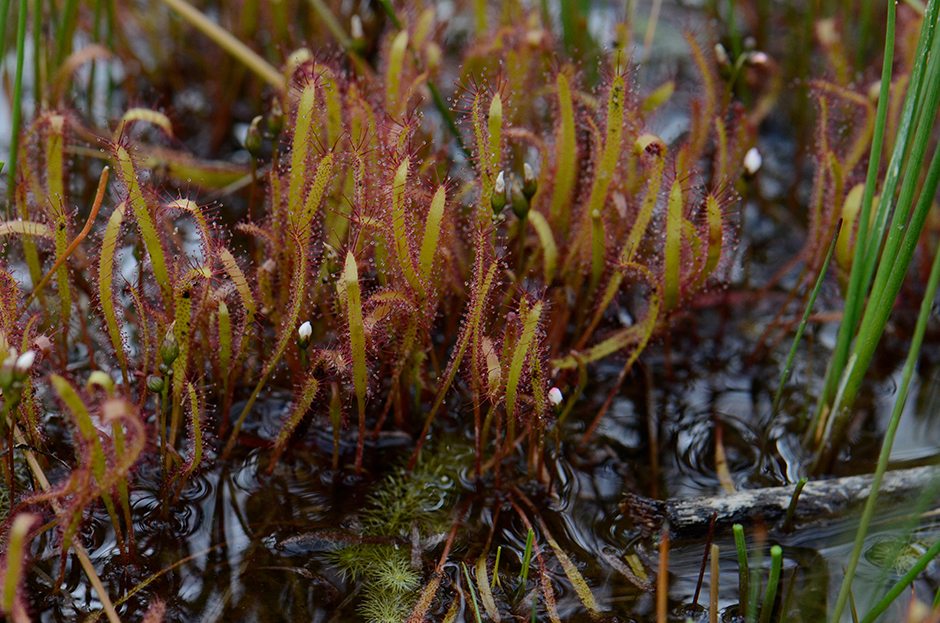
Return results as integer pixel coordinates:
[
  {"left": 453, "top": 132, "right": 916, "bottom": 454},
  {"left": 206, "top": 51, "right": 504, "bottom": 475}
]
[
  {"left": 657, "top": 524, "right": 670, "bottom": 623},
  {"left": 692, "top": 513, "right": 719, "bottom": 608},
  {"left": 26, "top": 166, "right": 109, "bottom": 308}
]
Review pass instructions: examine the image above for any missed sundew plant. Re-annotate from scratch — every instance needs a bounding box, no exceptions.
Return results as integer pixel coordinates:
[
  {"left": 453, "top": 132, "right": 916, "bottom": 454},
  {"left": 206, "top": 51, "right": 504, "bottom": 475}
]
[{"left": 1, "top": 0, "right": 939, "bottom": 622}]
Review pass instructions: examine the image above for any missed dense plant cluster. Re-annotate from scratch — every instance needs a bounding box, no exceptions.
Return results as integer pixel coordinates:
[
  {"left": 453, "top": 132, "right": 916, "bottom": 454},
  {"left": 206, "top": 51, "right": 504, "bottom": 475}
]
[{"left": 1, "top": 0, "right": 939, "bottom": 621}]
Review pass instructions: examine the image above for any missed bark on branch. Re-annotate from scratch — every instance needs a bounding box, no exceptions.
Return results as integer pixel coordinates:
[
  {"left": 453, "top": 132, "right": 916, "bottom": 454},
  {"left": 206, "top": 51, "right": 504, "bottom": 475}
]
[{"left": 621, "top": 466, "right": 940, "bottom": 539}]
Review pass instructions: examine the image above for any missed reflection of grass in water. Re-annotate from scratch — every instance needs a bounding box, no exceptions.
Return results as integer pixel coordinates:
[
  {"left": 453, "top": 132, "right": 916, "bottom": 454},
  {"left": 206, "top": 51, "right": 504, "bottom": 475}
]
[{"left": 324, "top": 453, "right": 460, "bottom": 622}]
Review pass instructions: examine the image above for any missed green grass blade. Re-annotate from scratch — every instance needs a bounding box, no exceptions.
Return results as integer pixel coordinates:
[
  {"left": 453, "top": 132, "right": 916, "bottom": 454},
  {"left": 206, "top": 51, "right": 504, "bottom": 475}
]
[
  {"left": 772, "top": 219, "right": 841, "bottom": 416},
  {"left": 733, "top": 524, "right": 749, "bottom": 614},
  {"left": 462, "top": 562, "right": 484, "bottom": 623},
  {"left": 860, "top": 538, "right": 940, "bottom": 623},
  {"left": 758, "top": 546, "right": 782, "bottom": 623},
  {"left": 833, "top": 40, "right": 940, "bottom": 423},
  {"left": 819, "top": 0, "right": 928, "bottom": 411},
  {"left": 6, "top": 0, "right": 27, "bottom": 205},
  {"left": 156, "top": 0, "right": 284, "bottom": 91},
  {"left": 831, "top": 204, "right": 940, "bottom": 623},
  {"left": 520, "top": 527, "right": 535, "bottom": 584}
]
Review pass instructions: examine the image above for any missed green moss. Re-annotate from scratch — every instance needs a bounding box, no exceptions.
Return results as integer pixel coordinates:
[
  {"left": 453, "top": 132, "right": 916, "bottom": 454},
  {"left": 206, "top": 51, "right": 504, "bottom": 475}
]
[{"left": 322, "top": 451, "right": 463, "bottom": 621}]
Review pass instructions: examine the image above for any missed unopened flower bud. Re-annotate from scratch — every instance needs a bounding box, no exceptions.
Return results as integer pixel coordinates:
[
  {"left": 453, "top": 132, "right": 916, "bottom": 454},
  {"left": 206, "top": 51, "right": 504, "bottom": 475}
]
[
  {"left": 510, "top": 174, "right": 529, "bottom": 220},
  {"left": 714, "top": 43, "right": 730, "bottom": 67},
  {"left": 245, "top": 115, "right": 263, "bottom": 158},
  {"left": 548, "top": 387, "right": 563, "bottom": 406},
  {"left": 743, "top": 147, "right": 762, "bottom": 175},
  {"left": 522, "top": 163, "right": 538, "bottom": 200},
  {"left": 13, "top": 350, "right": 35, "bottom": 382},
  {"left": 747, "top": 51, "right": 769, "bottom": 66},
  {"left": 86, "top": 370, "right": 115, "bottom": 397},
  {"left": 491, "top": 171, "right": 507, "bottom": 214},
  {"left": 268, "top": 97, "right": 285, "bottom": 138},
  {"left": 350, "top": 14, "right": 364, "bottom": 40},
  {"left": 146, "top": 374, "right": 165, "bottom": 393},
  {"left": 0, "top": 349, "right": 16, "bottom": 389},
  {"left": 160, "top": 325, "right": 179, "bottom": 367},
  {"left": 297, "top": 321, "right": 312, "bottom": 349},
  {"left": 349, "top": 15, "right": 367, "bottom": 54}
]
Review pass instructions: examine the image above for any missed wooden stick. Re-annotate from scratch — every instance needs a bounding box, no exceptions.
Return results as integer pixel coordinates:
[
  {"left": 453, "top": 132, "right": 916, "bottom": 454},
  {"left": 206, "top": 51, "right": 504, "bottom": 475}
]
[{"left": 623, "top": 465, "right": 940, "bottom": 539}]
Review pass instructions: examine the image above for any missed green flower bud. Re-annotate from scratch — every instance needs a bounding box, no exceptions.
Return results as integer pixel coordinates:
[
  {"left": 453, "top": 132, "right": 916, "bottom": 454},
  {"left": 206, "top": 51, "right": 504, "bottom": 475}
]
[
  {"left": 245, "top": 115, "right": 263, "bottom": 158},
  {"left": 491, "top": 171, "right": 507, "bottom": 215},
  {"left": 269, "top": 97, "right": 285, "bottom": 138},
  {"left": 522, "top": 163, "right": 538, "bottom": 200},
  {"left": 146, "top": 374, "right": 165, "bottom": 393},
  {"left": 160, "top": 324, "right": 179, "bottom": 367},
  {"left": 510, "top": 174, "right": 530, "bottom": 220}
]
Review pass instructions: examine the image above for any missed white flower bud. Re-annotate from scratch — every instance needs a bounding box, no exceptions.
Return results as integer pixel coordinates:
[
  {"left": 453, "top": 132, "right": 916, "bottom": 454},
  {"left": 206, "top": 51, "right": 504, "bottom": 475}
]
[
  {"left": 714, "top": 43, "right": 730, "bottom": 67},
  {"left": 351, "top": 14, "right": 364, "bottom": 40},
  {"left": 495, "top": 171, "right": 505, "bottom": 194},
  {"left": 744, "top": 147, "right": 762, "bottom": 175},
  {"left": 522, "top": 163, "right": 537, "bottom": 199},
  {"left": 297, "top": 320, "right": 313, "bottom": 349},
  {"left": 13, "top": 350, "right": 35, "bottom": 381},
  {"left": 748, "top": 51, "right": 769, "bottom": 66},
  {"left": 548, "top": 387, "right": 563, "bottom": 406},
  {"left": 0, "top": 349, "right": 16, "bottom": 389}
]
